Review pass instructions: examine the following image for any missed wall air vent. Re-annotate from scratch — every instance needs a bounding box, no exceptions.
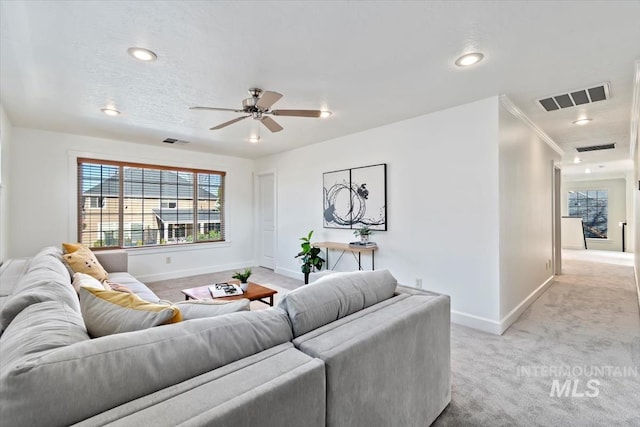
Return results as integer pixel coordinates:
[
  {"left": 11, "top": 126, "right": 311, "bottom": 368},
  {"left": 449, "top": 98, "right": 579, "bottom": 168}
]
[
  {"left": 537, "top": 82, "right": 610, "bottom": 112},
  {"left": 162, "top": 138, "right": 190, "bottom": 144},
  {"left": 575, "top": 143, "right": 616, "bottom": 152}
]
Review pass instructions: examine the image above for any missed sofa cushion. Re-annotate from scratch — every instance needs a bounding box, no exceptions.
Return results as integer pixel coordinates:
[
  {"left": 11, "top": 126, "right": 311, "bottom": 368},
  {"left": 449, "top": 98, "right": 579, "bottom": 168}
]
[
  {"left": 62, "top": 246, "right": 109, "bottom": 282},
  {"left": 78, "top": 287, "right": 182, "bottom": 337},
  {"left": 0, "top": 301, "right": 90, "bottom": 374},
  {"left": 0, "top": 308, "right": 293, "bottom": 427},
  {"left": 107, "top": 272, "right": 160, "bottom": 303},
  {"left": 0, "top": 258, "right": 31, "bottom": 297},
  {"left": 0, "top": 247, "right": 80, "bottom": 333},
  {"left": 277, "top": 269, "right": 397, "bottom": 337},
  {"left": 74, "top": 343, "right": 326, "bottom": 427},
  {"left": 292, "top": 293, "right": 451, "bottom": 427},
  {"left": 174, "top": 299, "right": 250, "bottom": 320}
]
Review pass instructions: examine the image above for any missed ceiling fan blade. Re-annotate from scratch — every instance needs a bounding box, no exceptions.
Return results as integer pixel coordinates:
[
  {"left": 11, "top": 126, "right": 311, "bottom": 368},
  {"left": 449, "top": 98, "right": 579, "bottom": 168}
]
[
  {"left": 256, "top": 91, "right": 283, "bottom": 110},
  {"left": 271, "top": 109, "right": 323, "bottom": 118},
  {"left": 190, "top": 106, "right": 244, "bottom": 113},
  {"left": 260, "top": 116, "right": 283, "bottom": 133},
  {"left": 210, "top": 115, "right": 250, "bottom": 130}
]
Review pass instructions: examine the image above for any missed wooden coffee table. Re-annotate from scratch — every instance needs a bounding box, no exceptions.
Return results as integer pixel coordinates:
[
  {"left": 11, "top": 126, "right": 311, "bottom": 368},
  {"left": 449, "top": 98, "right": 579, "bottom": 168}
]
[{"left": 181, "top": 280, "right": 278, "bottom": 307}]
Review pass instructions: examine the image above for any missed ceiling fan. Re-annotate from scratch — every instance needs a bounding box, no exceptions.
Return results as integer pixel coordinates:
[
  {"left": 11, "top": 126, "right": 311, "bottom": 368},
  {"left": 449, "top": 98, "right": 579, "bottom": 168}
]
[{"left": 190, "top": 88, "right": 329, "bottom": 133}]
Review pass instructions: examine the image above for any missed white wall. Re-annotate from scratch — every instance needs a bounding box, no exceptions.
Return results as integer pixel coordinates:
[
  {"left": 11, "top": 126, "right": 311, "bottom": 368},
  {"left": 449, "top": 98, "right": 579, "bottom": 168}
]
[
  {"left": 498, "top": 102, "right": 560, "bottom": 329},
  {"left": 561, "top": 178, "right": 627, "bottom": 252},
  {"left": 0, "top": 104, "right": 12, "bottom": 264},
  {"left": 255, "top": 97, "right": 502, "bottom": 329},
  {"left": 8, "top": 127, "right": 255, "bottom": 281}
]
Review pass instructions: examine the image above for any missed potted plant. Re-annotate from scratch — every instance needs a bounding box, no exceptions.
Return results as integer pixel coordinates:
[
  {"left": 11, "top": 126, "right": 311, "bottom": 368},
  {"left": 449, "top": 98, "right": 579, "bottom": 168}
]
[
  {"left": 353, "top": 226, "right": 373, "bottom": 244},
  {"left": 295, "top": 230, "right": 325, "bottom": 284},
  {"left": 232, "top": 268, "right": 252, "bottom": 291}
]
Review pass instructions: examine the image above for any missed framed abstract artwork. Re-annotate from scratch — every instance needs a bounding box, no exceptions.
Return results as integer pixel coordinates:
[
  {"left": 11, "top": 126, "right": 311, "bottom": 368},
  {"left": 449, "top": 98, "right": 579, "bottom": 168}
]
[{"left": 323, "top": 163, "right": 387, "bottom": 230}]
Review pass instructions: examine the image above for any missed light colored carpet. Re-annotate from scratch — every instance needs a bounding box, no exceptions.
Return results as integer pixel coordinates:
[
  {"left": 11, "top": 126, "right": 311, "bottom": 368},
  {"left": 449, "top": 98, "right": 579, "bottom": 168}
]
[
  {"left": 147, "top": 254, "right": 640, "bottom": 425},
  {"left": 146, "top": 267, "right": 301, "bottom": 310},
  {"left": 434, "top": 250, "right": 640, "bottom": 426}
]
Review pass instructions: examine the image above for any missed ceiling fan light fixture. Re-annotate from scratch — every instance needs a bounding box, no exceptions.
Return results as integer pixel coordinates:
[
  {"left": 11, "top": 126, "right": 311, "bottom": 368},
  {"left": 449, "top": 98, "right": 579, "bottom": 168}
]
[
  {"left": 249, "top": 135, "right": 261, "bottom": 143},
  {"left": 127, "top": 47, "right": 157, "bottom": 62},
  {"left": 572, "top": 118, "right": 592, "bottom": 125},
  {"left": 101, "top": 107, "right": 121, "bottom": 116},
  {"left": 455, "top": 52, "right": 484, "bottom": 67},
  {"left": 320, "top": 110, "right": 332, "bottom": 118}
]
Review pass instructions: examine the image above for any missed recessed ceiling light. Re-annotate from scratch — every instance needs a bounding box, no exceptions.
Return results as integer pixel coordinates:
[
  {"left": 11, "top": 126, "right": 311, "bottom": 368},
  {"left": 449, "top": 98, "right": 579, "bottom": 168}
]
[
  {"left": 127, "top": 47, "right": 157, "bottom": 62},
  {"left": 101, "top": 108, "right": 121, "bottom": 116},
  {"left": 572, "top": 118, "right": 592, "bottom": 125},
  {"left": 573, "top": 157, "right": 582, "bottom": 164},
  {"left": 249, "top": 136, "right": 261, "bottom": 143},
  {"left": 320, "top": 110, "right": 332, "bottom": 118},
  {"left": 585, "top": 168, "right": 591, "bottom": 174},
  {"left": 455, "top": 52, "right": 484, "bottom": 67}
]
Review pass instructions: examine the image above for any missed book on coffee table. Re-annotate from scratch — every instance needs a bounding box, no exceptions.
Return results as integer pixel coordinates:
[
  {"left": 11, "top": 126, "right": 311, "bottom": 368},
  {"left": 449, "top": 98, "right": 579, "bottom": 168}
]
[{"left": 208, "top": 283, "right": 244, "bottom": 298}]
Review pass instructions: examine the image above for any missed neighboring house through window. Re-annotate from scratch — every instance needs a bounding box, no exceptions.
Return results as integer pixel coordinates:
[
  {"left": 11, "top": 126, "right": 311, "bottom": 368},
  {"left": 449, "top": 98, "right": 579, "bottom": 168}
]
[
  {"left": 78, "top": 158, "right": 225, "bottom": 248},
  {"left": 568, "top": 189, "right": 608, "bottom": 239}
]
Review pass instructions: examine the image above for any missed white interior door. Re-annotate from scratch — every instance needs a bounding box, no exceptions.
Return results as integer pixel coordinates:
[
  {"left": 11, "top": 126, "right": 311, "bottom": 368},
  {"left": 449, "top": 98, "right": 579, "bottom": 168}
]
[{"left": 258, "top": 173, "right": 275, "bottom": 269}]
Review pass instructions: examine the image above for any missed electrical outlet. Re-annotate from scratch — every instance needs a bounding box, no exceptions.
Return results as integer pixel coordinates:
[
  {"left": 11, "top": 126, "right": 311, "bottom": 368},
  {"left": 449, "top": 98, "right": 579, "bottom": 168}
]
[
  {"left": 416, "top": 278, "right": 423, "bottom": 288},
  {"left": 165, "top": 256, "right": 171, "bottom": 264}
]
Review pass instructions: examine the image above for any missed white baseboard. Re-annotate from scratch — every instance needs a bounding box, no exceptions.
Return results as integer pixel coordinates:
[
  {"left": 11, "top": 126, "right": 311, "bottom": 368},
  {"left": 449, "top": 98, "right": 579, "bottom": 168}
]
[
  {"left": 451, "top": 275, "right": 555, "bottom": 335},
  {"left": 135, "top": 261, "right": 254, "bottom": 283},
  {"left": 450, "top": 310, "right": 502, "bottom": 335},
  {"left": 499, "top": 275, "right": 555, "bottom": 334},
  {"left": 275, "top": 266, "right": 304, "bottom": 281}
]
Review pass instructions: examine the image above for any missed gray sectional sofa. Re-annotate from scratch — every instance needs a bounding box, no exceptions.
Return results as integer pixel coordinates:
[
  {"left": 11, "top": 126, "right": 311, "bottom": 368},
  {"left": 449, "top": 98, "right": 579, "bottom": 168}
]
[{"left": 0, "top": 246, "right": 450, "bottom": 426}]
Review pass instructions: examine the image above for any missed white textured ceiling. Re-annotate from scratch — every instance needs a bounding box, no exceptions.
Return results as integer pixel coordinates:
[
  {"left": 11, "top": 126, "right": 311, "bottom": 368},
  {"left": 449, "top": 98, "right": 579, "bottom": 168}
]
[{"left": 1, "top": 1, "right": 639, "bottom": 176}]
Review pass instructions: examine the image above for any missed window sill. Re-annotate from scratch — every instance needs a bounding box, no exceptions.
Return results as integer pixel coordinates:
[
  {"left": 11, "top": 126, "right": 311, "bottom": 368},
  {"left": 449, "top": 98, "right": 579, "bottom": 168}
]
[
  {"left": 123, "top": 241, "right": 232, "bottom": 256},
  {"left": 586, "top": 238, "right": 612, "bottom": 244}
]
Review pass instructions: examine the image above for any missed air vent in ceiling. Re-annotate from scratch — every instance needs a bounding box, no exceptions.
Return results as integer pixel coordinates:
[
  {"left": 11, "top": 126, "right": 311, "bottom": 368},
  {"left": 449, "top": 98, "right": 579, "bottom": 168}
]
[
  {"left": 537, "top": 82, "right": 610, "bottom": 112},
  {"left": 575, "top": 143, "right": 616, "bottom": 152},
  {"left": 162, "top": 138, "right": 190, "bottom": 144}
]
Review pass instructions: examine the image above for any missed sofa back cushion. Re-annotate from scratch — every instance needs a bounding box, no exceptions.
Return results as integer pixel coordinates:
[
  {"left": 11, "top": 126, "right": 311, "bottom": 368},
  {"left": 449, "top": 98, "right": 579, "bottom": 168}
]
[
  {"left": 1, "top": 300, "right": 90, "bottom": 375},
  {"left": 0, "top": 247, "right": 79, "bottom": 333},
  {"left": 278, "top": 269, "right": 397, "bottom": 337},
  {"left": 0, "top": 308, "right": 292, "bottom": 427}
]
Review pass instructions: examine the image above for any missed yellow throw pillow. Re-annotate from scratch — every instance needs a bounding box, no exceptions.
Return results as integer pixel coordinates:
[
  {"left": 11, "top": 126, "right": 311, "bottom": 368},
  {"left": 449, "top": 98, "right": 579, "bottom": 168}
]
[
  {"left": 62, "top": 242, "right": 84, "bottom": 254},
  {"left": 62, "top": 247, "right": 109, "bottom": 282},
  {"left": 78, "top": 287, "right": 182, "bottom": 337}
]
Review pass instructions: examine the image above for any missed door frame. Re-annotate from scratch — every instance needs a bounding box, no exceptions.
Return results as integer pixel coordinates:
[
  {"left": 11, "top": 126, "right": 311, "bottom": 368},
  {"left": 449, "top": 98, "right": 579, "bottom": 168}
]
[
  {"left": 553, "top": 164, "right": 562, "bottom": 275},
  {"left": 254, "top": 170, "right": 277, "bottom": 269}
]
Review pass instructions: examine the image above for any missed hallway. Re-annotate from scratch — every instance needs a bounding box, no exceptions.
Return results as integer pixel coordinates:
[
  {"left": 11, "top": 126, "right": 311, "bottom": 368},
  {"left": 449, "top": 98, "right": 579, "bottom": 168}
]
[{"left": 434, "top": 249, "right": 640, "bottom": 426}]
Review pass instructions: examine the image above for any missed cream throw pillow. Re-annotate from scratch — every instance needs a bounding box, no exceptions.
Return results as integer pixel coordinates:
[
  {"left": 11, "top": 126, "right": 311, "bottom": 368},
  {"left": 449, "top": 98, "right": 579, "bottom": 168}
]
[
  {"left": 72, "top": 272, "right": 111, "bottom": 293},
  {"left": 78, "top": 287, "right": 182, "bottom": 337},
  {"left": 62, "top": 247, "right": 109, "bottom": 282}
]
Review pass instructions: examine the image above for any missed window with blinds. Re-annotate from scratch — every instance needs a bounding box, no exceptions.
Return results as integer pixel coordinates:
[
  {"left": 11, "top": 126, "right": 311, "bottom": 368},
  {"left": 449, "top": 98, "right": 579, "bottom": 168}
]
[{"left": 78, "top": 158, "right": 225, "bottom": 249}]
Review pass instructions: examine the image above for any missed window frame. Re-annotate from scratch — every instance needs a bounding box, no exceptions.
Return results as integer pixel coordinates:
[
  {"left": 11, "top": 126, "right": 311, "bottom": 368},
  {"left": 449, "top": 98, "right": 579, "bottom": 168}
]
[
  {"left": 77, "top": 158, "right": 226, "bottom": 250},
  {"left": 567, "top": 188, "right": 608, "bottom": 239}
]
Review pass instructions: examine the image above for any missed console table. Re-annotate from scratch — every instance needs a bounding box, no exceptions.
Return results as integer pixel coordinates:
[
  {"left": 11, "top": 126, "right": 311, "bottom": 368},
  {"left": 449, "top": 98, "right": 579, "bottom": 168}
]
[{"left": 312, "top": 241, "right": 377, "bottom": 271}]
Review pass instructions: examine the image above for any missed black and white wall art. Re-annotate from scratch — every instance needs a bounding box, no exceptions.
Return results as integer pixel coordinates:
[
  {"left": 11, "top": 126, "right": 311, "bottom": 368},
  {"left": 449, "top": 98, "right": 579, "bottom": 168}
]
[{"left": 323, "top": 163, "right": 387, "bottom": 230}]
